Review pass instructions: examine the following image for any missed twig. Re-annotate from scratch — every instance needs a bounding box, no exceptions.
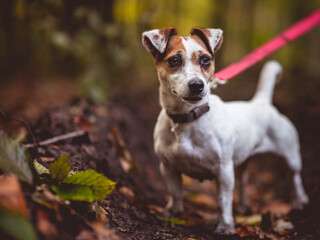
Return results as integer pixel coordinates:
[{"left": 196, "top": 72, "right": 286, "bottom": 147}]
[
  {"left": 25, "top": 130, "right": 86, "bottom": 148},
  {"left": 111, "top": 127, "right": 139, "bottom": 174}
]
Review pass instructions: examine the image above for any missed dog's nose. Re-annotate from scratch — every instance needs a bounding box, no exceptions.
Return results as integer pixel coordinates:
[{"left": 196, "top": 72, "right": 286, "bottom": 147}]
[{"left": 189, "top": 79, "right": 204, "bottom": 94}]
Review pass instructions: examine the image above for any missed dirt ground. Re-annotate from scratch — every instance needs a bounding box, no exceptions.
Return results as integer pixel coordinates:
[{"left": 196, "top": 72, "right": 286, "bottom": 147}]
[{"left": 0, "top": 77, "right": 320, "bottom": 240}]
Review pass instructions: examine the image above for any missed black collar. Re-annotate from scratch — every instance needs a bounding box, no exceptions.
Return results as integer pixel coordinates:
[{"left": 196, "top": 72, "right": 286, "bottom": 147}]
[{"left": 166, "top": 103, "right": 210, "bottom": 124}]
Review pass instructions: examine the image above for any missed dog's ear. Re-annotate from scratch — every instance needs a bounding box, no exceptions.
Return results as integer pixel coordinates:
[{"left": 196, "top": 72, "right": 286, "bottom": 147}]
[
  {"left": 191, "top": 28, "right": 223, "bottom": 56},
  {"left": 142, "top": 27, "right": 177, "bottom": 57}
]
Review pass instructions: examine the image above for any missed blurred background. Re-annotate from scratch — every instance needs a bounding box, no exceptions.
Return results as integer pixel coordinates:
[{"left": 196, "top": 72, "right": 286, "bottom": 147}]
[{"left": 0, "top": 0, "right": 319, "bottom": 121}]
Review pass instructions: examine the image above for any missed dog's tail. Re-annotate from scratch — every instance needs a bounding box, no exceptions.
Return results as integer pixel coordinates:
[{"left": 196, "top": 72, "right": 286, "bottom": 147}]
[{"left": 252, "top": 60, "right": 283, "bottom": 104}]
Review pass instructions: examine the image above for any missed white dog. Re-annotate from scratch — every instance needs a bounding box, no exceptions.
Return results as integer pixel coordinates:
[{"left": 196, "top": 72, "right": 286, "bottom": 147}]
[{"left": 142, "top": 27, "right": 309, "bottom": 234}]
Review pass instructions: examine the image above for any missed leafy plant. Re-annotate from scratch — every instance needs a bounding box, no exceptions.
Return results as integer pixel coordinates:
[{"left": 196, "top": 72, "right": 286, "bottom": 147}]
[
  {"left": 60, "top": 169, "right": 115, "bottom": 201},
  {"left": 36, "top": 154, "right": 116, "bottom": 202},
  {"left": 0, "top": 131, "right": 33, "bottom": 184},
  {"left": 49, "top": 154, "right": 70, "bottom": 181}
]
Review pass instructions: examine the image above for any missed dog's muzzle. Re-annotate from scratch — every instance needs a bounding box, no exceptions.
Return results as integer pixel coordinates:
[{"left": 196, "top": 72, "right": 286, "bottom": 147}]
[
  {"left": 189, "top": 79, "right": 204, "bottom": 94},
  {"left": 183, "top": 79, "right": 205, "bottom": 102}
]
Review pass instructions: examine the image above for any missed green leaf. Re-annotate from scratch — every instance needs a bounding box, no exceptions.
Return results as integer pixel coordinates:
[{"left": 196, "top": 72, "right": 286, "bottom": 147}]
[
  {"left": 33, "top": 160, "right": 49, "bottom": 175},
  {"left": 0, "top": 131, "right": 33, "bottom": 184},
  {"left": 235, "top": 214, "right": 262, "bottom": 226},
  {"left": 49, "top": 154, "right": 70, "bottom": 181},
  {"left": 162, "top": 217, "right": 186, "bottom": 227},
  {"left": 52, "top": 169, "right": 116, "bottom": 202},
  {"left": 63, "top": 170, "right": 116, "bottom": 200},
  {"left": 51, "top": 184, "right": 94, "bottom": 202},
  {"left": 0, "top": 209, "right": 38, "bottom": 240}
]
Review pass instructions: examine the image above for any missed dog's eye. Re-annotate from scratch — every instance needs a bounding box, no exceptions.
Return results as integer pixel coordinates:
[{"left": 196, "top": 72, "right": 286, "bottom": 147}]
[
  {"left": 199, "top": 56, "right": 211, "bottom": 67},
  {"left": 168, "top": 56, "right": 182, "bottom": 68}
]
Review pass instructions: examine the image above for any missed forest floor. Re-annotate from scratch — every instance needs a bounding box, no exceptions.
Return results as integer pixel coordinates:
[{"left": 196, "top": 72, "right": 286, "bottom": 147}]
[{"left": 0, "top": 78, "right": 320, "bottom": 240}]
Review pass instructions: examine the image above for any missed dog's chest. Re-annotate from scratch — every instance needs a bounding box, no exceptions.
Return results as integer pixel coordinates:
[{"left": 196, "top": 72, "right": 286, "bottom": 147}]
[{"left": 158, "top": 123, "right": 219, "bottom": 179}]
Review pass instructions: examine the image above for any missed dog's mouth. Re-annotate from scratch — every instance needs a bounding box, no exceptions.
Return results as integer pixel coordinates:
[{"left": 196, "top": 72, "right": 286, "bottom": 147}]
[{"left": 183, "top": 96, "right": 203, "bottom": 103}]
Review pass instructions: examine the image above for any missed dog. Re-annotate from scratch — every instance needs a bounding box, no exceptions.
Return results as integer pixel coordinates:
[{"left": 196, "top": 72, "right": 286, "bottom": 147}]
[{"left": 141, "top": 27, "right": 309, "bottom": 234}]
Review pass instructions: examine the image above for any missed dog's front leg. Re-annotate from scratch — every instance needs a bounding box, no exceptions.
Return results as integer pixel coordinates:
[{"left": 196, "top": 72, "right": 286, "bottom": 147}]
[
  {"left": 160, "top": 162, "right": 183, "bottom": 216},
  {"left": 215, "top": 160, "right": 235, "bottom": 234}
]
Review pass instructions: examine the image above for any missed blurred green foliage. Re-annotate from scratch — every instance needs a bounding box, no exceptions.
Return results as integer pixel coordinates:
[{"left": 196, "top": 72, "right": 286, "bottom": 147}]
[{"left": 0, "top": 0, "right": 319, "bottom": 102}]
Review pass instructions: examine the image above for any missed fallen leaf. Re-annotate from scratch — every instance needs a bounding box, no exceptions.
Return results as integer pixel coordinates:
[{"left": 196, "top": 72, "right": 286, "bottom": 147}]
[
  {"left": 39, "top": 157, "right": 55, "bottom": 163},
  {"left": 236, "top": 225, "right": 258, "bottom": 237},
  {"left": 52, "top": 169, "right": 116, "bottom": 202},
  {"left": 118, "top": 186, "right": 135, "bottom": 201},
  {"left": 256, "top": 227, "right": 284, "bottom": 240},
  {"left": 186, "top": 193, "right": 216, "bottom": 210},
  {"left": 34, "top": 161, "right": 49, "bottom": 175},
  {"left": 36, "top": 209, "right": 58, "bottom": 237},
  {"left": 51, "top": 184, "right": 94, "bottom": 202},
  {"left": 274, "top": 219, "right": 294, "bottom": 234},
  {"left": 0, "top": 131, "right": 33, "bottom": 184},
  {"left": 49, "top": 154, "right": 70, "bottom": 181},
  {"left": 261, "top": 200, "right": 291, "bottom": 217},
  {"left": 147, "top": 204, "right": 164, "bottom": 215},
  {"left": 182, "top": 175, "right": 193, "bottom": 186},
  {"left": 235, "top": 214, "right": 262, "bottom": 226},
  {"left": 0, "top": 174, "right": 27, "bottom": 216},
  {"left": 111, "top": 128, "right": 139, "bottom": 174},
  {"left": 74, "top": 116, "right": 92, "bottom": 132}
]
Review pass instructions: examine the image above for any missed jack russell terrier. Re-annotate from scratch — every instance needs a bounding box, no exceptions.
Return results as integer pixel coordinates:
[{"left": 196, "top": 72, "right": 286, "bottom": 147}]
[{"left": 141, "top": 27, "right": 309, "bottom": 234}]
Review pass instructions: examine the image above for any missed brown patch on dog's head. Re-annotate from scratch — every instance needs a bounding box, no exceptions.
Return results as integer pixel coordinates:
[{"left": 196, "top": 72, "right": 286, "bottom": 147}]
[
  {"left": 158, "top": 35, "right": 185, "bottom": 62},
  {"left": 191, "top": 27, "right": 223, "bottom": 57},
  {"left": 142, "top": 27, "right": 177, "bottom": 58},
  {"left": 153, "top": 35, "right": 186, "bottom": 76}
]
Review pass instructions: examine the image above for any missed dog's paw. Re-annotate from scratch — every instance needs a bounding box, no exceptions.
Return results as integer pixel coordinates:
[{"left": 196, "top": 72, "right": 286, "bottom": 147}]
[
  {"left": 215, "top": 221, "right": 235, "bottom": 235},
  {"left": 291, "top": 195, "right": 309, "bottom": 210}
]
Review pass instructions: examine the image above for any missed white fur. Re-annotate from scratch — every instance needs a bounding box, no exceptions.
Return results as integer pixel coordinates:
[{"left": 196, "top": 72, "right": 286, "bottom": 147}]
[
  {"left": 143, "top": 29, "right": 309, "bottom": 235},
  {"left": 142, "top": 29, "right": 167, "bottom": 54},
  {"left": 205, "top": 28, "right": 223, "bottom": 52}
]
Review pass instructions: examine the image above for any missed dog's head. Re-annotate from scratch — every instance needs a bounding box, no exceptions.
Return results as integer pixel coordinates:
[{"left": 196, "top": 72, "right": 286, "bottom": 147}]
[{"left": 142, "top": 27, "right": 223, "bottom": 105}]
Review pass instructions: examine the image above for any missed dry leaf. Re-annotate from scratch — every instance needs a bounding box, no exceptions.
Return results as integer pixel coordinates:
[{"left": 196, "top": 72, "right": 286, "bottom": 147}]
[
  {"left": 118, "top": 186, "right": 135, "bottom": 201},
  {"left": 111, "top": 128, "right": 138, "bottom": 174},
  {"left": 235, "top": 214, "right": 262, "bottom": 226},
  {"left": 74, "top": 116, "right": 93, "bottom": 132},
  {"left": 186, "top": 193, "right": 216, "bottom": 210},
  {"left": 147, "top": 204, "right": 164, "bottom": 215},
  {"left": 36, "top": 209, "right": 58, "bottom": 237},
  {"left": 236, "top": 225, "right": 258, "bottom": 237},
  {"left": 261, "top": 200, "right": 291, "bottom": 217},
  {"left": 0, "top": 174, "right": 27, "bottom": 216},
  {"left": 274, "top": 219, "right": 294, "bottom": 234},
  {"left": 39, "top": 157, "right": 55, "bottom": 163}
]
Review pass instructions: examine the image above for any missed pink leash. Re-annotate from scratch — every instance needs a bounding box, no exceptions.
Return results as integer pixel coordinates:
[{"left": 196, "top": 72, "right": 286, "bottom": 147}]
[{"left": 214, "top": 9, "right": 320, "bottom": 81}]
